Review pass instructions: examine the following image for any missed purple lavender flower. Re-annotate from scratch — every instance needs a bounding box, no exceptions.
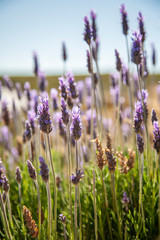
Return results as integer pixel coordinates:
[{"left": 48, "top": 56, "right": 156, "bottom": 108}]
[
  {"left": 59, "top": 76, "right": 68, "bottom": 101},
  {"left": 15, "top": 167, "right": 22, "bottom": 184},
  {"left": 122, "top": 192, "right": 129, "bottom": 204},
  {"left": 15, "top": 82, "right": 22, "bottom": 100},
  {"left": 92, "top": 38, "right": 99, "bottom": 62},
  {"left": 24, "top": 82, "right": 31, "bottom": 101},
  {"left": 86, "top": 109, "right": 97, "bottom": 136},
  {"left": 120, "top": 4, "right": 129, "bottom": 36},
  {"left": 137, "top": 134, "right": 144, "bottom": 154},
  {"left": 133, "top": 101, "right": 143, "bottom": 133},
  {"left": 3, "top": 75, "right": 13, "bottom": 91},
  {"left": 122, "top": 65, "right": 129, "bottom": 85},
  {"left": 38, "top": 71, "right": 47, "bottom": 92},
  {"left": 39, "top": 156, "right": 49, "bottom": 182},
  {"left": 151, "top": 43, "right": 156, "bottom": 66},
  {"left": 50, "top": 88, "right": 59, "bottom": 111},
  {"left": 86, "top": 50, "right": 91, "bottom": 74},
  {"left": 61, "top": 98, "right": 70, "bottom": 125},
  {"left": 28, "top": 110, "right": 36, "bottom": 135},
  {"left": 58, "top": 117, "right": 67, "bottom": 142},
  {"left": 3, "top": 175, "right": 9, "bottom": 193},
  {"left": 83, "top": 16, "right": 92, "bottom": 45},
  {"left": 138, "top": 12, "right": 146, "bottom": 43},
  {"left": 66, "top": 71, "right": 78, "bottom": 99},
  {"left": 30, "top": 90, "right": 38, "bottom": 114},
  {"left": 115, "top": 50, "right": 122, "bottom": 72},
  {"left": 151, "top": 109, "right": 158, "bottom": 125},
  {"left": 90, "top": 9, "right": 97, "bottom": 41},
  {"left": 70, "top": 106, "right": 82, "bottom": 140},
  {"left": 1, "top": 126, "right": 11, "bottom": 151},
  {"left": 153, "top": 121, "right": 160, "bottom": 154},
  {"left": 140, "top": 51, "right": 148, "bottom": 78},
  {"left": 138, "top": 89, "right": 148, "bottom": 118},
  {"left": 59, "top": 214, "right": 66, "bottom": 223},
  {"left": 133, "top": 74, "right": 138, "bottom": 98},
  {"left": 33, "top": 51, "right": 39, "bottom": 76},
  {"left": 27, "top": 159, "right": 37, "bottom": 180},
  {"left": 1, "top": 99, "right": 10, "bottom": 126},
  {"left": 70, "top": 170, "right": 84, "bottom": 185},
  {"left": 110, "top": 73, "right": 119, "bottom": 88},
  {"left": 24, "top": 120, "right": 32, "bottom": 141},
  {"left": 77, "top": 81, "right": 84, "bottom": 103},
  {"left": 67, "top": 93, "right": 74, "bottom": 109},
  {"left": 62, "top": 42, "right": 67, "bottom": 62},
  {"left": 131, "top": 31, "right": 142, "bottom": 65},
  {"left": 37, "top": 95, "right": 53, "bottom": 134}
]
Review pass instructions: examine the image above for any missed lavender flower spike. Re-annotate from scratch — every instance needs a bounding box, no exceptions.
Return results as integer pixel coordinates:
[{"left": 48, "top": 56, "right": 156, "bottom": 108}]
[
  {"left": 137, "top": 134, "right": 144, "bottom": 154},
  {"left": 90, "top": 9, "right": 97, "bottom": 41},
  {"left": 27, "top": 160, "right": 37, "bottom": 180},
  {"left": 28, "top": 110, "right": 36, "bottom": 135},
  {"left": 151, "top": 43, "right": 156, "bottom": 66},
  {"left": 61, "top": 98, "right": 70, "bottom": 125},
  {"left": 120, "top": 4, "right": 129, "bottom": 36},
  {"left": 83, "top": 16, "right": 92, "bottom": 45},
  {"left": 15, "top": 167, "right": 22, "bottom": 184},
  {"left": 153, "top": 121, "right": 160, "bottom": 154},
  {"left": 86, "top": 50, "right": 92, "bottom": 74},
  {"left": 70, "top": 106, "right": 82, "bottom": 140},
  {"left": 24, "top": 120, "right": 32, "bottom": 141},
  {"left": 131, "top": 31, "right": 142, "bottom": 65},
  {"left": 138, "top": 12, "right": 146, "bottom": 43},
  {"left": 33, "top": 51, "right": 39, "bottom": 76},
  {"left": 70, "top": 170, "right": 84, "bottom": 185},
  {"left": 66, "top": 71, "right": 78, "bottom": 99},
  {"left": 151, "top": 109, "right": 158, "bottom": 125},
  {"left": 62, "top": 42, "right": 67, "bottom": 62},
  {"left": 39, "top": 156, "right": 49, "bottom": 183},
  {"left": 37, "top": 95, "right": 52, "bottom": 134},
  {"left": 58, "top": 76, "right": 68, "bottom": 101},
  {"left": 115, "top": 50, "right": 122, "bottom": 72},
  {"left": 50, "top": 88, "right": 59, "bottom": 111},
  {"left": 133, "top": 101, "right": 143, "bottom": 133}
]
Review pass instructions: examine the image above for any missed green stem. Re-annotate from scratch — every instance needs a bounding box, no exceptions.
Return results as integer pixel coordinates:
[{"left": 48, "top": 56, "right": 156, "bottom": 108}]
[
  {"left": 74, "top": 185, "right": 78, "bottom": 240},
  {"left": 78, "top": 185, "right": 82, "bottom": 240},
  {"left": 93, "top": 169, "right": 98, "bottom": 240},
  {"left": 7, "top": 193, "right": 13, "bottom": 229},
  {"left": 47, "top": 134, "right": 57, "bottom": 239},
  {"left": 0, "top": 192, "right": 12, "bottom": 240},
  {"left": 111, "top": 173, "right": 122, "bottom": 239},
  {"left": 101, "top": 170, "right": 113, "bottom": 240},
  {"left": 63, "top": 223, "right": 67, "bottom": 240},
  {"left": 46, "top": 182, "right": 51, "bottom": 240},
  {"left": 35, "top": 180, "right": 41, "bottom": 240}
]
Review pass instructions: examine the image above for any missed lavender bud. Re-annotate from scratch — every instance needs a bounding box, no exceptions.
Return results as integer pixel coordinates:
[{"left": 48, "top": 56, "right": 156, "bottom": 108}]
[
  {"left": 122, "top": 65, "right": 129, "bottom": 85},
  {"left": 86, "top": 50, "right": 92, "bottom": 74},
  {"left": 28, "top": 110, "right": 36, "bottom": 135},
  {"left": 59, "top": 76, "right": 68, "bottom": 101},
  {"left": 67, "top": 93, "right": 74, "bottom": 109},
  {"left": 3, "top": 175, "right": 9, "bottom": 193},
  {"left": 58, "top": 117, "right": 67, "bottom": 142},
  {"left": 83, "top": 16, "right": 92, "bottom": 45},
  {"left": 122, "top": 192, "right": 129, "bottom": 204},
  {"left": 27, "top": 160, "right": 37, "bottom": 180},
  {"left": 151, "top": 109, "right": 158, "bottom": 125},
  {"left": 66, "top": 71, "right": 78, "bottom": 99},
  {"left": 120, "top": 4, "right": 129, "bottom": 36},
  {"left": 62, "top": 42, "right": 67, "bottom": 62},
  {"left": 138, "top": 12, "right": 146, "bottom": 43},
  {"left": 131, "top": 31, "right": 142, "bottom": 65},
  {"left": 137, "top": 134, "right": 144, "bottom": 154},
  {"left": 0, "top": 161, "right": 4, "bottom": 188},
  {"left": 33, "top": 51, "right": 39, "bottom": 76},
  {"left": 70, "top": 170, "right": 84, "bottom": 185},
  {"left": 25, "top": 120, "right": 32, "bottom": 141},
  {"left": 3, "top": 75, "right": 13, "bottom": 91},
  {"left": 115, "top": 50, "right": 122, "bottom": 72},
  {"left": 151, "top": 43, "right": 156, "bottom": 66},
  {"left": 15, "top": 82, "right": 22, "bottom": 100},
  {"left": 61, "top": 98, "right": 70, "bottom": 125},
  {"left": 15, "top": 166, "right": 22, "bottom": 184},
  {"left": 153, "top": 121, "right": 160, "bottom": 154},
  {"left": 38, "top": 71, "right": 47, "bottom": 92},
  {"left": 59, "top": 214, "right": 66, "bottom": 223},
  {"left": 70, "top": 106, "right": 82, "bottom": 140},
  {"left": 50, "top": 88, "right": 59, "bottom": 111},
  {"left": 90, "top": 9, "right": 97, "bottom": 41},
  {"left": 105, "top": 149, "right": 116, "bottom": 173},
  {"left": 133, "top": 101, "right": 143, "bottom": 133},
  {"left": 37, "top": 96, "right": 53, "bottom": 134},
  {"left": 39, "top": 156, "right": 49, "bottom": 183},
  {"left": 24, "top": 82, "right": 31, "bottom": 101},
  {"left": 2, "top": 99, "right": 10, "bottom": 126}
]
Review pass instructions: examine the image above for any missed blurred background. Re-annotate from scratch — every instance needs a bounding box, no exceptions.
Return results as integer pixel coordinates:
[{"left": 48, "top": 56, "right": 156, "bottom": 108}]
[{"left": 0, "top": 0, "right": 160, "bottom": 77}]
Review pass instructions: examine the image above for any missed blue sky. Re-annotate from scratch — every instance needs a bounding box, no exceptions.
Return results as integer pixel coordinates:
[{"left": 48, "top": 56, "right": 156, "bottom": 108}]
[{"left": 0, "top": 0, "right": 160, "bottom": 75}]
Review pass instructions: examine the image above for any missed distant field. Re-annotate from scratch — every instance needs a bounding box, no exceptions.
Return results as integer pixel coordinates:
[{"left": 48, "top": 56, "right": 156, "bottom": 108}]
[{"left": 0, "top": 74, "right": 160, "bottom": 90}]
